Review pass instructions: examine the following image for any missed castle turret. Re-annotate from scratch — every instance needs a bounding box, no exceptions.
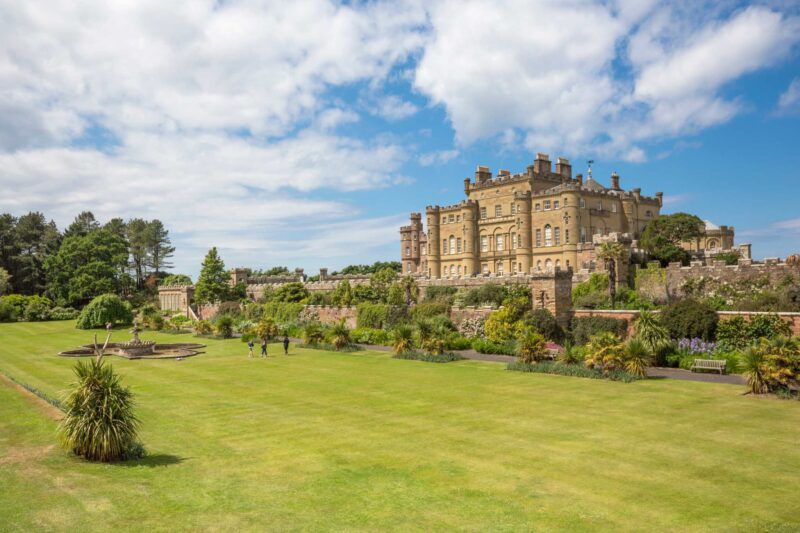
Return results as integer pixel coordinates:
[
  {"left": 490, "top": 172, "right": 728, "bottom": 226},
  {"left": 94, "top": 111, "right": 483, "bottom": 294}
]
[
  {"left": 515, "top": 191, "right": 532, "bottom": 274},
  {"left": 426, "top": 206, "right": 441, "bottom": 278},
  {"left": 460, "top": 201, "right": 480, "bottom": 276}
]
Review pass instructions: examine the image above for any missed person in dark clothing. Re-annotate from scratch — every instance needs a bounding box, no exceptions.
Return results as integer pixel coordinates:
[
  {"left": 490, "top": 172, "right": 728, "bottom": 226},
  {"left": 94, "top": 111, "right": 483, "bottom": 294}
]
[
  {"left": 247, "top": 339, "right": 254, "bottom": 358},
  {"left": 283, "top": 335, "right": 290, "bottom": 355},
  {"left": 261, "top": 338, "right": 267, "bottom": 358}
]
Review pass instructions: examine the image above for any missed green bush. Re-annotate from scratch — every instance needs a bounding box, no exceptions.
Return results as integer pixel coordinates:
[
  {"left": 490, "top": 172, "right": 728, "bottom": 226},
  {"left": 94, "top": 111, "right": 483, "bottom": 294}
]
[
  {"left": 49, "top": 306, "right": 80, "bottom": 321},
  {"left": 271, "top": 282, "right": 309, "bottom": 303},
  {"left": 0, "top": 299, "right": 18, "bottom": 322},
  {"left": 351, "top": 327, "right": 392, "bottom": 345},
  {"left": 523, "top": 308, "right": 564, "bottom": 343},
  {"left": 717, "top": 314, "right": 792, "bottom": 350},
  {"left": 472, "top": 338, "right": 516, "bottom": 355},
  {"left": 444, "top": 333, "right": 472, "bottom": 351},
  {"left": 214, "top": 315, "right": 234, "bottom": 338},
  {"left": 507, "top": 361, "right": 641, "bottom": 382},
  {"left": 194, "top": 320, "right": 213, "bottom": 336},
  {"left": 411, "top": 302, "right": 450, "bottom": 320},
  {"left": 76, "top": 294, "right": 133, "bottom": 329},
  {"left": 660, "top": 299, "right": 718, "bottom": 341},
  {"left": 1, "top": 294, "right": 31, "bottom": 318},
  {"left": 356, "top": 303, "right": 409, "bottom": 330},
  {"left": 262, "top": 302, "right": 304, "bottom": 323},
  {"left": 393, "top": 351, "right": 463, "bottom": 363},
  {"left": 458, "top": 284, "right": 508, "bottom": 307},
  {"left": 23, "top": 295, "right": 53, "bottom": 321},
  {"left": 569, "top": 316, "right": 628, "bottom": 345},
  {"left": 423, "top": 285, "right": 458, "bottom": 304}
]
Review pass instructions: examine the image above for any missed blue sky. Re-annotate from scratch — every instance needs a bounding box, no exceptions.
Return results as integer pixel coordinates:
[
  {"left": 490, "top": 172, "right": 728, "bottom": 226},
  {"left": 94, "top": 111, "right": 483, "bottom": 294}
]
[{"left": 1, "top": 0, "right": 799, "bottom": 278}]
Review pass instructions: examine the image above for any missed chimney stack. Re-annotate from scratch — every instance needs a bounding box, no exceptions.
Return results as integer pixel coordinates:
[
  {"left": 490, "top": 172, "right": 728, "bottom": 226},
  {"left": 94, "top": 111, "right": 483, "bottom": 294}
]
[
  {"left": 576, "top": 173, "right": 583, "bottom": 185},
  {"left": 555, "top": 157, "right": 572, "bottom": 179},
  {"left": 610, "top": 172, "right": 620, "bottom": 190},
  {"left": 475, "top": 165, "right": 492, "bottom": 183},
  {"left": 533, "top": 153, "right": 551, "bottom": 174},
  {"left": 655, "top": 192, "right": 663, "bottom": 206}
]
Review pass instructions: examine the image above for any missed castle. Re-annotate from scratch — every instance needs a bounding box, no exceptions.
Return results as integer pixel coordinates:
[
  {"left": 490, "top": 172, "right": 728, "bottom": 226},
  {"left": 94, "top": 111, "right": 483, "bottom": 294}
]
[{"left": 400, "top": 153, "right": 742, "bottom": 277}]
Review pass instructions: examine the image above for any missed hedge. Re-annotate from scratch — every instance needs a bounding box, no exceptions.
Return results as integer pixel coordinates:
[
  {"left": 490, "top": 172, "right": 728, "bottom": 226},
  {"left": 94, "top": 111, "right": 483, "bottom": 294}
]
[
  {"left": 356, "top": 303, "right": 409, "bottom": 329},
  {"left": 262, "top": 302, "right": 304, "bottom": 323},
  {"left": 569, "top": 316, "right": 628, "bottom": 345}
]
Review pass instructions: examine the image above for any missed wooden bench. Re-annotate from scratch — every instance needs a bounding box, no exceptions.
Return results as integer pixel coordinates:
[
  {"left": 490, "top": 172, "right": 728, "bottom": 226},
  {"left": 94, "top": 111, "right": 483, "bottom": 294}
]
[{"left": 690, "top": 359, "right": 726, "bottom": 374}]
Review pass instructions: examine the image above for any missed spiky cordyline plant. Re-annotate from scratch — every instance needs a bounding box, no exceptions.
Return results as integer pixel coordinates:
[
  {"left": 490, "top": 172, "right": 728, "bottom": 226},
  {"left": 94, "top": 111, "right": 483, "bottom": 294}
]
[
  {"left": 515, "top": 328, "right": 548, "bottom": 364},
  {"left": 634, "top": 311, "right": 670, "bottom": 355},
  {"left": 623, "top": 338, "right": 653, "bottom": 378},
  {"left": 58, "top": 333, "right": 141, "bottom": 462},
  {"left": 303, "top": 321, "right": 325, "bottom": 345},
  {"left": 557, "top": 342, "right": 583, "bottom": 365},
  {"left": 741, "top": 346, "right": 769, "bottom": 395},
  {"left": 392, "top": 324, "right": 414, "bottom": 355},
  {"left": 329, "top": 319, "right": 351, "bottom": 350}
]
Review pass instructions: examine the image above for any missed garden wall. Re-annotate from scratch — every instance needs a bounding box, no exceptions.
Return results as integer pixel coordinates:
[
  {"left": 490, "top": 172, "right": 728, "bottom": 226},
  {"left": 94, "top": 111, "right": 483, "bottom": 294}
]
[{"left": 304, "top": 305, "right": 358, "bottom": 328}]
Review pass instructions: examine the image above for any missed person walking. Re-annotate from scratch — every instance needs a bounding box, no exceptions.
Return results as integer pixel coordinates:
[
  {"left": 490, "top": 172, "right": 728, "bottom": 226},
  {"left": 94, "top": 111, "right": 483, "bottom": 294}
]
[
  {"left": 283, "top": 335, "right": 290, "bottom": 355},
  {"left": 261, "top": 338, "right": 268, "bottom": 358},
  {"left": 247, "top": 339, "right": 254, "bottom": 358}
]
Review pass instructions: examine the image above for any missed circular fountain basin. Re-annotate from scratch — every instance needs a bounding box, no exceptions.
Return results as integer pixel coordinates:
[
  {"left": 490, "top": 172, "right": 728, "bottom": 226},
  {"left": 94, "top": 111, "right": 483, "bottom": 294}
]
[{"left": 59, "top": 342, "right": 205, "bottom": 360}]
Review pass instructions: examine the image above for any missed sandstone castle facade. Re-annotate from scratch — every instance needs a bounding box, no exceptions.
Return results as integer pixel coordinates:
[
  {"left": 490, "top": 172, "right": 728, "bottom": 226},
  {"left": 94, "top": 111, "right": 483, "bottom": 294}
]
[{"left": 400, "top": 153, "right": 739, "bottom": 277}]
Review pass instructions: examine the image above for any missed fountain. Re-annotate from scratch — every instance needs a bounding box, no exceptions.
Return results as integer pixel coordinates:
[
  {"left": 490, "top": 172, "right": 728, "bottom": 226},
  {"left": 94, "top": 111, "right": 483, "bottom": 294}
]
[{"left": 59, "top": 320, "right": 205, "bottom": 360}]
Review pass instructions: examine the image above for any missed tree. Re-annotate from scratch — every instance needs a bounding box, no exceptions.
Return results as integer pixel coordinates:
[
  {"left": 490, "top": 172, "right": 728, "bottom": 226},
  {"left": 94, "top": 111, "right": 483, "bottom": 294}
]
[
  {"left": 0, "top": 214, "right": 17, "bottom": 288},
  {"left": 194, "top": 247, "right": 231, "bottom": 304},
  {"left": 272, "top": 282, "right": 309, "bottom": 303},
  {"left": 146, "top": 220, "right": 174, "bottom": 275},
  {"left": 331, "top": 279, "right": 353, "bottom": 306},
  {"left": 370, "top": 267, "right": 397, "bottom": 302},
  {"left": 160, "top": 274, "right": 193, "bottom": 286},
  {"left": 640, "top": 213, "right": 703, "bottom": 265},
  {"left": 13, "top": 212, "right": 60, "bottom": 295},
  {"left": 76, "top": 294, "right": 134, "bottom": 329},
  {"left": 0, "top": 267, "right": 9, "bottom": 295},
  {"left": 595, "top": 242, "right": 626, "bottom": 308},
  {"left": 64, "top": 211, "right": 100, "bottom": 238},
  {"left": 126, "top": 218, "right": 150, "bottom": 289},
  {"left": 45, "top": 230, "right": 129, "bottom": 307},
  {"left": 103, "top": 218, "right": 128, "bottom": 240}
]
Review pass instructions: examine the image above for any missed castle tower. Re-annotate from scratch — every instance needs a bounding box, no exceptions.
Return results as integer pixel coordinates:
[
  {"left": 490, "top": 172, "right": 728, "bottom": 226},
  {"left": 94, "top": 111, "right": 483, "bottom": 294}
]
[
  {"left": 561, "top": 189, "right": 581, "bottom": 270},
  {"left": 426, "top": 206, "right": 441, "bottom": 278},
  {"left": 400, "top": 213, "right": 424, "bottom": 274},
  {"left": 460, "top": 201, "right": 480, "bottom": 276},
  {"left": 514, "top": 191, "right": 532, "bottom": 273}
]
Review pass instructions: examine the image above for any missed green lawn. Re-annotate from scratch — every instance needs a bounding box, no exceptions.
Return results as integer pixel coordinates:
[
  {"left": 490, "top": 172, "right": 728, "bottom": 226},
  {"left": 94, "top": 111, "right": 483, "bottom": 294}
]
[{"left": 1, "top": 321, "right": 799, "bottom": 532}]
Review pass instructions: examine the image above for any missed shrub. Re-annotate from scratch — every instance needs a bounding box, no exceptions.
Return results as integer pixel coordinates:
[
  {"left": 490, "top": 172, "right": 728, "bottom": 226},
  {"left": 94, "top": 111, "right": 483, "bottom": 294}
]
[
  {"left": 327, "top": 320, "right": 351, "bottom": 350},
  {"left": 623, "top": 338, "right": 652, "bottom": 378},
  {"left": 303, "top": 321, "right": 325, "bottom": 345},
  {"left": 472, "top": 338, "right": 516, "bottom": 355},
  {"left": 150, "top": 314, "right": 165, "bottom": 331},
  {"left": 356, "top": 303, "right": 408, "bottom": 330},
  {"left": 194, "top": 320, "right": 213, "bottom": 335},
  {"left": 633, "top": 311, "right": 670, "bottom": 358},
  {"left": 392, "top": 324, "right": 414, "bottom": 355},
  {"left": 255, "top": 317, "right": 279, "bottom": 340},
  {"left": 557, "top": 343, "right": 584, "bottom": 365},
  {"left": 570, "top": 316, "right": 628, "bottom": 345},
  {"left": 262, "top": 302, "right": 304, "bottom": 323},
  {"left": 49, "top": 306, "right": 80, "bottom": 321},
  {"left": 456, "top": 316, "right": 485, "bottom": 339},
  {"left": 59, "top": 358, "right": 141, "bottom": 462},
  {"left": 23, "top": 295, "right": 53, "bottom": 321},
  {"left": 411, "top": 302, "right": 450, "bottom": 320},
  {"left": 523, "top": 308, "right": 564, "bottom": 343},
  {"left": 458, "top": 283, "right": 508, "bottom": 308},
  {"left": 214, "top": 315, "right": 234, "bottom": 338},
  {"left": 76, "top": 294, "right": 133, "bottom": 329},
  {"left": 423, "top": 285, "right": 458, "bottom": 304},
  {"left": 660, "top": 299, "right": 718, "bottom": 341},
  {"left": 584, "top": 332, "right": 626, "bottom": 374},
  {"left": 444, "top": 334, "right": 472, "bottom": 351},
  {"left": 515, "top": 328, "right": 548, "bottom": 364},
  {"left": 272, "top": 282, "right": 309, "bottom": 303},
  {"left": 351, "top": 327, "right": 391, "bottom": 345},
  {"left": 0, "top": 299, "right": 18, "bottom": 322},
  {"left": 484, "top": 307, "right": 521, "bottom": 344},
  {"left": 1, "top": 294, "right": 30, "bottom": 318},
  {"left": 393, "top": 351, "right": 463, "bottom": 363},
  {"left": 507, "top": 360, "right": 641, "bottom": 382}
]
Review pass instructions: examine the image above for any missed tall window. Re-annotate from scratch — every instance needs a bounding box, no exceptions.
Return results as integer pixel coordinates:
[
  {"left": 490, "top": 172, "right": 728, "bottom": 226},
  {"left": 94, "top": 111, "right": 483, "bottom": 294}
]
[
  {"left": 449, "top": 236, "right": 456, "bottom": 255},
  {"left": 442, "top": 239, "right": 447, "bottom": 255},
  {"left": 535, "top": 229, "right": 542, "bottom": 247},
  {"left": 580, "top": 227, "right": 586, "bottom": 243},
  {"left": 545, "top": 259, "right": 552, "bottom": 271},
  {"left": 456, "top": 238, "right": 462, "bottom": 253},
  {"left": 597, "top": 201, "right": 602, "bottom": 210},
  {"left": 449, "top": 265, "right": 455, "bottom": 276},
  {"left": 554, "top": 227, "right": 560, "bottom": 245},
  {"left": 511, "top": 203, "right": 517, "bottom": 215},
  {"left": 611, "top": 203, "right": 617, "bottom": 213},
  {"left": 513, "top": 262, "right": 518, "bottom": 274},
  {"left": 456, "top": 215, "right": 461, "bottom": 222},
  {"left": 495, "top": 205, "right": 502, "bottom": 217},
  {"left": 544, "top": 224, "right": 552, "bottom": 246},
  {"left": 535, "top": 203, "right": 541, "bottom": 211},
  {"left": 553, "top": 200, "right": 559, "bottom": 209},
  {"left": 555, "top": 259, "right": 561, "bottom": 269},
  {"left": 448, "top": 214, "right": 454, "bottom": 222},
  {"left": 482, "top": 263, "right": 489, "bottom": 274},
  {"left": 544, "top": 200, "right": 551, "bottom": 210},
  {"left": 457, "top": 265, "right": 462, "bottom": 276},
  {"left": 511, "top": 232, "right": 517, "bottom": 249},
  {"left": 496, "top": 261, "right": 504, "bottom": 274},
  {"left": 480, "top": 207, "right": 487, "bottom": 219},
  {"left": 580, "top": 198, "right": 585, "bottom": 208},
  {"left": 405, "top": 247, "right": 410, "bottom": 257},
  {"left": 496, "top": 235, "right": 504, "bottom": 251},
  {"left": 481, "top": 236, "right": 488, "bottom": 252}
]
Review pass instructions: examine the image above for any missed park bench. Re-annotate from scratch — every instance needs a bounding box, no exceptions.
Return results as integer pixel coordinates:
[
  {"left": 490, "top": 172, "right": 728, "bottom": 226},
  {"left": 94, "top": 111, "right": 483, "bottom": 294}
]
[{"left": 690, "top": 359, "right": 726, "bottom": 374}]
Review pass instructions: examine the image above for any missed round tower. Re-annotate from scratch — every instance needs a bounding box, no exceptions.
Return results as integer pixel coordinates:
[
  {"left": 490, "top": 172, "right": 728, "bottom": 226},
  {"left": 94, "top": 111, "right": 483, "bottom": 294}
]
[
  {"left": 515, "top": 191, "right": 532, "bottom": 274},
  {"left": 460, "top": 201, "right": 479, "bottom": 276},
  {"left": 562, "top": 189, "right": 581, "bottom": 270},
  {"left": 426, "top": 206, "right": 441, "bottom": 278}
]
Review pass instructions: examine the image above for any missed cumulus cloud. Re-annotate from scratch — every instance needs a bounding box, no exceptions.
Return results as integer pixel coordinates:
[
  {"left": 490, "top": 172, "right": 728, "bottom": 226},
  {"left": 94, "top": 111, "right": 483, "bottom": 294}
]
[
  {"left": 777, "top": 78, "right": 800, "bottom": 115},
  {"left": 418, "top": 149, "right": 459, "bottom": 166},
  {"left": 414, "top": 1, "right": 800, "bottom": 160}
]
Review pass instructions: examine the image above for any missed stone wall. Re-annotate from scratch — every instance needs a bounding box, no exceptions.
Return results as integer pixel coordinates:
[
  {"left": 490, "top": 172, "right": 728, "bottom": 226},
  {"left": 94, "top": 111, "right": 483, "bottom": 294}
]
[
  {"left": 304, "top": 305, "right": 358, "bottom": 328},
  {"left": 664, "top": 259, "right": 800, "bottom": 302},
  {"left": 449, "top": 307, "right": 495, "bottom": 324},
  {"left": 158, "top": 285, "right": 194, "bottom": 314},
  {"left": 196, "top": 301, "right": 240, "bottom": 321}
]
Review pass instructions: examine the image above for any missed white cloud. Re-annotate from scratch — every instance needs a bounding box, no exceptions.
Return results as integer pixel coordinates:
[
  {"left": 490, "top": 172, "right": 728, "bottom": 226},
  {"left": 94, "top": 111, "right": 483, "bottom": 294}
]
[
  {"left": 777, "top": 78, "right": 800, "bottom": 114},
  {"left": 414, "top": 1, "right": 800, "bottom": 160},
  {"left": 373, "top": 95, "right": 420, "bottom": 121},
  {"left": 418, "top": 149, "right": 459, "bottom": 166}
]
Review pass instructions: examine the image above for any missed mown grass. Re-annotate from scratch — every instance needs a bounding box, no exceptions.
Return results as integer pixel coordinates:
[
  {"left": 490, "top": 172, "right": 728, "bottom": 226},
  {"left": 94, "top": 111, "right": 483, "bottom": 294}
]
[{"left": 1, "top": 320, "right": 799, "bottom": 532}]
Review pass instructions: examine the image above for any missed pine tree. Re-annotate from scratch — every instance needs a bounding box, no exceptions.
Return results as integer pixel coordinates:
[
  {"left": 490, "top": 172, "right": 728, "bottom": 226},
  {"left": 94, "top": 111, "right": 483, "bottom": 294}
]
[
  {"left": 146, "top": 220, "right": 175, "bottom": 275},
  {"left": 64, "top": 211, "right": 100, "bottom": 238},
  {"left": 194, "top": 247, "right": 231, "bottom": 304},
  {"left": 126, "top": 219, "right": 149, "bottom": 288}
]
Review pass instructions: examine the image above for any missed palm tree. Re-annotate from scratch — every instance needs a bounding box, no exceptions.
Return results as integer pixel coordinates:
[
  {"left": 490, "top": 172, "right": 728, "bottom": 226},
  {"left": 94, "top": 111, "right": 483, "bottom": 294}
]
[
  {"left": 633, "top": 310, "right": 670, "bottom": 359},
  {"left": 623, "top": 338, "right": 652, "bottom": 378},
  {"left": 515, "top": 327, "right": 548, "bottom": 364},
  {"left": 303, "top": 321, "right": 325, "bottom": 346},
  {"left": 741, "top": 346, "right": 768, "bottom": 394},
  {"left": 596, "top": 242, "right": 626, "bottom": 308}
]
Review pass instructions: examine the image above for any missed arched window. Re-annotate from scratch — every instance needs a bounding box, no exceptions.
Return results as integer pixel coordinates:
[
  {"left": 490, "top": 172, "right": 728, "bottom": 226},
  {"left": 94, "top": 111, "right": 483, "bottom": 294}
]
[
  {"left": 496, "top": 234, "right": 504, "bottom": 251},
  {"left": 449, "top": 236, "right": 456, "bottom": 255},
  {"left": 554, "top": 227, "right": 561, "bottom": 245},
  {"left": 450, "top": 265, "right": 455, "bottom": 276},
  {"left": 545, "top": 258, "right": 552, "bottom": 271},
  {"left": 708, "top": 240, "right": 717, "bottom": 250},
  {"left": 555, "top": 259, "right": 561, "bottom": 269},
  {"left": 544, "top": 225, "right": 552, "bottom": 246},
  {"left": 496, "top": 261, "right": 504, "bottom": 274},
  {"left": 535, "top": 229, "right": 542, "bottom": 247}
]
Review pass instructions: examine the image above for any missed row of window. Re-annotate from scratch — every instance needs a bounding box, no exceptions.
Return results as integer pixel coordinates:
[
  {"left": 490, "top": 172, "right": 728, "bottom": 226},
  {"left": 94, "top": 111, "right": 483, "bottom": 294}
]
[
  {"left": 438, "top": 200, "right": 653, "bottom": 224},
  {"left": 437, "top": 258, "right": 570, "bottom": 277}
]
